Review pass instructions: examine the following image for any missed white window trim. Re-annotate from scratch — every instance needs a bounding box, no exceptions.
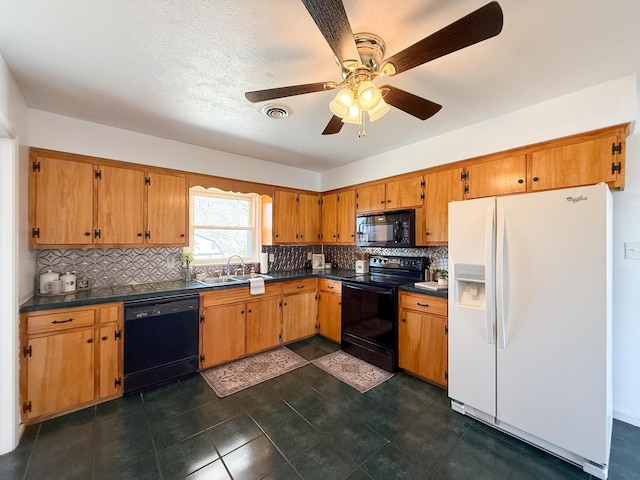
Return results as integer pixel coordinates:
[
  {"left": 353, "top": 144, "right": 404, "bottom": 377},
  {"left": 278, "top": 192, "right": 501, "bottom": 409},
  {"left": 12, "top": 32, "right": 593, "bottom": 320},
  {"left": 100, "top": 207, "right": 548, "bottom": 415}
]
[{"left": 189, "top": 187, "right": 261, "bottom": 266}]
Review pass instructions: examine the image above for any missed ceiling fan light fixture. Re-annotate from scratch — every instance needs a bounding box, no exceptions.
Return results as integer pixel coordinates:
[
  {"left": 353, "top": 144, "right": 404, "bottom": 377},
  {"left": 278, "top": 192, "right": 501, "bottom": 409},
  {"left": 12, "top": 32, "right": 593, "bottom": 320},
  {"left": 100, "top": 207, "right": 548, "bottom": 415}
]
[
  {"left": 357, "top": 80, "right": 382, "bottom": 110},
  {"left": 367, "top": 97, "right": 390, "bottom": 122},
  {"left": 341, "top": 105, "right": 362, "bottom": 124},
  {"left": 329, "top": 88, "right": 355, "bottom": 118}
]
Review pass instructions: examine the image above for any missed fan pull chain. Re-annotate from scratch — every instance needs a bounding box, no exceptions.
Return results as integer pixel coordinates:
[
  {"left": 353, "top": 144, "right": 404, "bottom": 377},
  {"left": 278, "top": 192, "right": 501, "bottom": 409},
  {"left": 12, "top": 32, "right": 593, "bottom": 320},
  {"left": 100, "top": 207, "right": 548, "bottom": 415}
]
[{"left": 358, "top": 110, "right": 367, "bottom": 137}]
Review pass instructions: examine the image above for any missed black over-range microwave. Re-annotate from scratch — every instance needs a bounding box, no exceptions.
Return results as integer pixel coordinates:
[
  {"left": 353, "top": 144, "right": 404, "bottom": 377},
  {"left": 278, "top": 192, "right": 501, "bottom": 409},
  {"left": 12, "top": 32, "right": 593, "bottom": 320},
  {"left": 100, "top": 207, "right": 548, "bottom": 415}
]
[{"left": 356, "top": 210, "right": 415, "bottom": 247}]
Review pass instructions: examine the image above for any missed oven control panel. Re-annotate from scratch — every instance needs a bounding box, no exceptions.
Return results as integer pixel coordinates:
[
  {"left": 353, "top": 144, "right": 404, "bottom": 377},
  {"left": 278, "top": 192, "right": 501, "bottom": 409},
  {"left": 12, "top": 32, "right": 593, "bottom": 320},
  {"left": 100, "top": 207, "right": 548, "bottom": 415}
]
[{"left": 369, "top": 256, "right": 427, "bottom": 272}]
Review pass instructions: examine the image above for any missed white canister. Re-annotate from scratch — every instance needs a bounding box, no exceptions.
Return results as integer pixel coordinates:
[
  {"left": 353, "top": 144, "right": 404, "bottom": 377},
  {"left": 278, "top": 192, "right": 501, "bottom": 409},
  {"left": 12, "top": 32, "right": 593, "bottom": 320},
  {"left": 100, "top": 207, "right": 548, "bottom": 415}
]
[
  {"left": 60, "top": 272, "right": 77, "bottom": 292},
  {"left": 39, "top": 270, "right": 59, "bottom": 294}
]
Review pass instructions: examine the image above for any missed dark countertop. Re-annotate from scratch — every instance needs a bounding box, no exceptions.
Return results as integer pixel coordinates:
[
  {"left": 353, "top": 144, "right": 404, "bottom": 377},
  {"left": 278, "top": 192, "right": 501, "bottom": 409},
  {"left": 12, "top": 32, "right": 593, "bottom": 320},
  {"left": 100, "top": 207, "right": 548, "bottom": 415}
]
[
  {"left": 399, "top": 284, "right": 449, "bottom": 299},
  {"left": 20, "top": 268, "right": 362, "bottom": 313}
]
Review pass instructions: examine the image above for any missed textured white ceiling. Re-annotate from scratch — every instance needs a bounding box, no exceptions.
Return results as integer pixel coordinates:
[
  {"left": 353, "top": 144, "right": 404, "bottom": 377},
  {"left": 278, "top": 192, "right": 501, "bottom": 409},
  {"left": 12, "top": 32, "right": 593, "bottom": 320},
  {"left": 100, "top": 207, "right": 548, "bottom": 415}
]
[{"left": 1, "top": 0, "right": 639, "bottom": 172}]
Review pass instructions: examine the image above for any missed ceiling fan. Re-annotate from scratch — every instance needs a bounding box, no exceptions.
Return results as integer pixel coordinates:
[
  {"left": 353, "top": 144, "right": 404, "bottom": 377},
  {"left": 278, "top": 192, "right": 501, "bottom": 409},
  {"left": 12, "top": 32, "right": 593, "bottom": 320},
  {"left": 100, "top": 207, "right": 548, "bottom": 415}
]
[{"left": 245, "top": 1, "right": 503, "bottom": 136}]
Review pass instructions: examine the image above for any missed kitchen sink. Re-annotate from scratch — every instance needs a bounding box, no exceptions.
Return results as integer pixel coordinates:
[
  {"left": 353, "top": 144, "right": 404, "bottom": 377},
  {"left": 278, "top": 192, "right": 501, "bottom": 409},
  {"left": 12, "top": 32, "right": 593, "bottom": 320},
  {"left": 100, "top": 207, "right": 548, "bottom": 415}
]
[
  {"left": 197, "top": 277, "right": 243, "bottom": 286},
  {"left": 197, "top": 273, "right": 272, "bottom": 287},
  {"left": 231, "top": 273, "right": 272, "bottom": 281}
]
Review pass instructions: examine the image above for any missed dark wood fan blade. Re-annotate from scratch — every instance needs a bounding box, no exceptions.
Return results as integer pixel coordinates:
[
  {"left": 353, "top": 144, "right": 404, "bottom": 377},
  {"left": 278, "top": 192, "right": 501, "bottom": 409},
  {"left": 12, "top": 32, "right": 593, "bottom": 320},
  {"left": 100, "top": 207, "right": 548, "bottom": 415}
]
[
  {"left": 245, "top": 82, "right": 329, "bottom": 103},
  {"left": 322, "top": 115, "right": 344, "bottom": 135},
  {"left": 381, "top": 1, "right": 503, "bottom": 76},
  {"left": 380, "top": 85, "right": 442, "bottom": 120},
  {"left": 301, "top": 0, "right": 361, "bottom": 66}
]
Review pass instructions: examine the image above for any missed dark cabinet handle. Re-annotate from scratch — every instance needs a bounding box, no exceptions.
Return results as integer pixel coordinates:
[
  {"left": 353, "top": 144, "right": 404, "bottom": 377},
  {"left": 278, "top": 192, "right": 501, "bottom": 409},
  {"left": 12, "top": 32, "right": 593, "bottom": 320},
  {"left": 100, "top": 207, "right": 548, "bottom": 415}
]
[
  {"left": 387, "top": 200, "right": 391, "bottom": 203},
  {"left": 533, "top": 176, "right": 539, "bottom": 182},
  {"left": 401, "top": 318, "right": 406, "bottom": 322},
  {"left": 180, "top": 234, "right": 185, "bottom": 237},
  {"left": 248, "top": 309, "right": 252, "bottom": 313},
  {"left": 297, "top": 285, "right": 304, "bottom": 289},
  {"left": 517, "top": 179, "right": 524, "bottom": 184},
  {"left": 84, "top": 232, "right": 91, "bottom": 236},
  {"left": 137, "top": 233, "right": 143, "bottom": 237},
  {"left": 417, "top": 302, "right": 429, "bottom": 307},
  {"left": 51, "top": 318, "right": 73, "bottom": 324},
  {"left": 240, "top": 310, "right": 245, "bottom": 314},
  {"left": 101, "top": 336, "right": 108, "bottom": 341},
  {"left": 426, "top": 231, "right": 431, "bottom": 236},
  {"left": 87, "top": 338, "right": 93, "bottom": 343},
  {"left": 328, "top": 285, "right": 334, "bottom": 289}
]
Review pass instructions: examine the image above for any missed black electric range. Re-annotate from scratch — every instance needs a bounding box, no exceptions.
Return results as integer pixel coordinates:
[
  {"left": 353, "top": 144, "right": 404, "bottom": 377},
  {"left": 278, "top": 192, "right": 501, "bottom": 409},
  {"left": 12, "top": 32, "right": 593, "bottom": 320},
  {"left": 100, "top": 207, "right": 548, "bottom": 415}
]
[{"left": 341, "top": 256, "right": 429, "bottom": 372}]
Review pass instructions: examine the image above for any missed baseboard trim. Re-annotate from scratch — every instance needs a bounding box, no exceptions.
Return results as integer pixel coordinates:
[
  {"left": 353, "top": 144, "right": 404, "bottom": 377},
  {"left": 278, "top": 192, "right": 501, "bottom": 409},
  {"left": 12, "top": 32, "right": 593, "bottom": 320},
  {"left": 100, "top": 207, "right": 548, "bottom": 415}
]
[{"left": 613, "top": 409, "right": 640, "bottom": 428}]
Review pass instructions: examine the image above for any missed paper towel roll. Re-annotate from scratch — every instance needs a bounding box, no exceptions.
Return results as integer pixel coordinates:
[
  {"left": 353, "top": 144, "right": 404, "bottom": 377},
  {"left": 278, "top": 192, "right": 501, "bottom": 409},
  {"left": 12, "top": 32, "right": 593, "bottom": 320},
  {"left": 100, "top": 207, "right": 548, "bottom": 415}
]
[{"left": 260, "top": 252, "right": 269, "bottom": 273}]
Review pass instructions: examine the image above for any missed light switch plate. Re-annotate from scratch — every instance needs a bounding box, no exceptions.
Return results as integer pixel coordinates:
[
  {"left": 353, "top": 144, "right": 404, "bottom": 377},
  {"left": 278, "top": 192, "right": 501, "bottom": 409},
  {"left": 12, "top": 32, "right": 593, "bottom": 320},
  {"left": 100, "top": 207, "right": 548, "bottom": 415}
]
[{"left": 624, "top": 242, "right": 640, "bottom": 259}]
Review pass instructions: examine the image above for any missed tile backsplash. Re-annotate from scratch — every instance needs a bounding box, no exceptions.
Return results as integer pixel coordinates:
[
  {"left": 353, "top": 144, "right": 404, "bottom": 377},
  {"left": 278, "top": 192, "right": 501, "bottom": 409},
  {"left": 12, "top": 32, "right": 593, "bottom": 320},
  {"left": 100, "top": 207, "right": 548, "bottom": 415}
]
[{"left": 37, "top": 244, "right": 448, "bottom": 287}]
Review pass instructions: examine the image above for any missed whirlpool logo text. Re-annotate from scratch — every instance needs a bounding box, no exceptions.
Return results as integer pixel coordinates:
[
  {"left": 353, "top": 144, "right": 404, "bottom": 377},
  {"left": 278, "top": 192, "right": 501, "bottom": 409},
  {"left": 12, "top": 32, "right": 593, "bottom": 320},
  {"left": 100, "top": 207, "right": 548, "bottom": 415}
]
[{"left": 566, "top": 195, "right": 588, "bottom": 203}]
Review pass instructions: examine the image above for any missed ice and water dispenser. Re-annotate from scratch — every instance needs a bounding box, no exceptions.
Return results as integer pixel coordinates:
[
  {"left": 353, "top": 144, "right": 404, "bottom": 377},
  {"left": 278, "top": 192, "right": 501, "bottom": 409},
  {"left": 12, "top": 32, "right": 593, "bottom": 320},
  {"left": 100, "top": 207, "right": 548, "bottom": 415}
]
[{"left": 453, "top": 264, "right": 486, "bottom": 308}]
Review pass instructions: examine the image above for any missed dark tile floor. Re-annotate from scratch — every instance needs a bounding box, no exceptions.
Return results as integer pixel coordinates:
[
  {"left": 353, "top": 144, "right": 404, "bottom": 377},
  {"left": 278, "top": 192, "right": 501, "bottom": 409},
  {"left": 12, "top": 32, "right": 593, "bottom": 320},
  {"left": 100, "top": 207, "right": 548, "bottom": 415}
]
[{"left": 1, "top": 336, "right": 638, "bottom": 480}]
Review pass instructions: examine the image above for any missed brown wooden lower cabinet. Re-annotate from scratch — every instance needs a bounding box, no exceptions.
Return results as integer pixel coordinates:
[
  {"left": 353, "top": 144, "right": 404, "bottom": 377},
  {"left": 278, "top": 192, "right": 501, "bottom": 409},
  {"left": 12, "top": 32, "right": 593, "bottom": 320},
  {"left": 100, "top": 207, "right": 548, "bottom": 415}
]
[
  {"left": 398, "top": 291, "right": 448, "bottom": 388},
  {"left": 199, "top": 279, "right": 320, "bottom": 369},
  {"left": 20, "top": 302, "right": 123, "bottom": 423},
  {"left": 317, "top": 279, "right": 341, "bottom": 343}
]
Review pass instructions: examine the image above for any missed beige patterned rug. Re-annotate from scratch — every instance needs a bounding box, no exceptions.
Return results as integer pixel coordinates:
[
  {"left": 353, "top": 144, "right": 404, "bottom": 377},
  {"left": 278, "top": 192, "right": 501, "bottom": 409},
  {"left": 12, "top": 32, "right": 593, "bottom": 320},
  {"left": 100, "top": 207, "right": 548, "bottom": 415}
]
[
  {"left": 200, "top": 347, "right": 309, "bottom": 398},
  {"left": 311, "top": 350, "right": 394, "bottom": 393}
]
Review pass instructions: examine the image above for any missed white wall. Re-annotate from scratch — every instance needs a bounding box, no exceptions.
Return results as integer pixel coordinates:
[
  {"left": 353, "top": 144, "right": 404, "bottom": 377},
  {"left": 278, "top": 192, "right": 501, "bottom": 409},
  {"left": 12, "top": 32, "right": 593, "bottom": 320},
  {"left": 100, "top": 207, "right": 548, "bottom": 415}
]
[
  {"left": 28, "top": 110, "right": 321, "bottom": 192},
  {"left": 322, "top": 74, "right": 640, "bottom": 427},
  {"left": 0, "top": 54, "right": 31, "bottom": 454}
]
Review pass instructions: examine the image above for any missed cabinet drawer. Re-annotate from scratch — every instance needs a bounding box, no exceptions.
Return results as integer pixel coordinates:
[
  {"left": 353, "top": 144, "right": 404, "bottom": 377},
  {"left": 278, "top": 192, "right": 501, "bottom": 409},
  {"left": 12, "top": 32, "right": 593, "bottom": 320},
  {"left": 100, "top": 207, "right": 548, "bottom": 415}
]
[
  {"left": 282, "top": 278, "right": 317, "bottom": 295},
  {"left": 27, "top": 308, "right": 96, "bottom": 335},
  {"left": 98, "top": 303, "right": 122, "bottom": 323},
  {"left": 318, "top": 278, "right": 341, "bottom": 294},
  {"left": 201, "top": 283, "right": 282, "bottom": 308},
  {"left": 400, "top": 292, "right": 447, "bottom": 316}
]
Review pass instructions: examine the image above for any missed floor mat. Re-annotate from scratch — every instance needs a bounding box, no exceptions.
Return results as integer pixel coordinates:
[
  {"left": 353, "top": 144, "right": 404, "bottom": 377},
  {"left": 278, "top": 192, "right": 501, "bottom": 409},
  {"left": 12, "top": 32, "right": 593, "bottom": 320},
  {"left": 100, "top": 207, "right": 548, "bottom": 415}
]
[
  {"left": 200, "top": 347, "right": 309, "bottom": 397},
  {"left": 311, "top": 350, "right": 394, "bottom": 393}
]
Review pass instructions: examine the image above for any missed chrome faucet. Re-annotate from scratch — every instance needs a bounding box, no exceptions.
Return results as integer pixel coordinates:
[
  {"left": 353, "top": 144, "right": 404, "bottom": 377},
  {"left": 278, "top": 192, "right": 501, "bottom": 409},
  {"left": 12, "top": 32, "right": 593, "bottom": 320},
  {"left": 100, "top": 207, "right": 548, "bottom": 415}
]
[{"left": 227, "top": 255, "right": 246, "bottom": 276}]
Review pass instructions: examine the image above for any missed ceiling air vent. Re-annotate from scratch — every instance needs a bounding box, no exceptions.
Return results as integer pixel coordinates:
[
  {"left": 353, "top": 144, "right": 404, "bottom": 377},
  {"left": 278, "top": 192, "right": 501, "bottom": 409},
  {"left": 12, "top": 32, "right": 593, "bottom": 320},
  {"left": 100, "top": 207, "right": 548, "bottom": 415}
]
[{"left": 261, "top": 104, "right": 292, "bottom": 119}]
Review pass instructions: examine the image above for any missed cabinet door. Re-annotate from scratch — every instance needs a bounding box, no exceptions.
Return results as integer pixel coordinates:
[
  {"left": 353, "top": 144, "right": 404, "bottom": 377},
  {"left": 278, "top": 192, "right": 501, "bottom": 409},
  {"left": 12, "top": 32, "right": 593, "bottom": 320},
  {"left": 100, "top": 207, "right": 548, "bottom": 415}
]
[
  {"left": 247, "top": 296, "right": 282, "bottom": 354},
  {"left": 273, "top": 190, "right": 299, "bottom": 243},
  {"left": 147, "top": 172, "right": 187, "bottom": 245},
  {"left": 399, "top": 310, "right": 448, "bottom": 387},
  {"left": 200, "top": 303, "right": 246, "bottom": 368},
  {"left": 356, "top": 184, "right": 386, "bottom": 212},
  {"left": 464, "top": 155, "right": 527, "bottom": 199},
  {"left": 299, "top": 193, "right": 321, "bottom": 244},
  {"left": 386, "top": 175, "right": 424, "bottom": 209},
  {"left": 336, "top": 190, "right": 356, "bottom": 244},
  {"left": 282, "top": 292, "right": 318, "bottom": 343},
  {"left": 530, "top": 135, "right": 619, "bottom": 191},
  {"left": 318, "top": 292, "right": 341, "bottom": 343},
  {"left": 32, "top": 156, "right": 94, "bottom": 246},
  {"left": 321, "top": 193, "right": 338, "bottom": 244},
  {"left": 96, "top": 165, "right": 145, "bottom": 244},
  {"left": 420, "top": 168, "right": 463, "bottom": 245},
  {"left": 99, "top": 322, "right": 122, "bottom": 398},
  {"left": 26, "top": 328, "right": 95, "bottom": 419}
]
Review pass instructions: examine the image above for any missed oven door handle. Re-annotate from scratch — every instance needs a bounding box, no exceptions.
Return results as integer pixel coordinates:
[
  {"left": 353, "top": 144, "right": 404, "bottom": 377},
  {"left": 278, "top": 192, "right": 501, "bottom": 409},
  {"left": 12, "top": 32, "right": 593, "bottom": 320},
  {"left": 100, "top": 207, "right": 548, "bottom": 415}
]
[{"left": 342, "top": 282, "right": 395, "bottom": 295}]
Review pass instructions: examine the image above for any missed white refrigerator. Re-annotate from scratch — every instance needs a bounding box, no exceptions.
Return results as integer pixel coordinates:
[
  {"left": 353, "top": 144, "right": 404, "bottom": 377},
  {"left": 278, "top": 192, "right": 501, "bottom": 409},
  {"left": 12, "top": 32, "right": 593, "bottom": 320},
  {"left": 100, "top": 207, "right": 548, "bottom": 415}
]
[{"left": 448, "top": 183, "right": 612, "bottom": 479}]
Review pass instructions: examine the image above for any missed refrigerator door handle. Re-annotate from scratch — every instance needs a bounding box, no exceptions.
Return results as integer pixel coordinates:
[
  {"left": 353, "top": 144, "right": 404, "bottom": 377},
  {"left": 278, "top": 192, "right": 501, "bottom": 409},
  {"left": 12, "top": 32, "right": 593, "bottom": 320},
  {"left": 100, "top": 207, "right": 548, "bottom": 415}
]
[
  {"left": 497, "top": 207, "right": 507, "bottom": 349},
  {"left": 485, "top": 205, "right": 496, "bottom": 345}
]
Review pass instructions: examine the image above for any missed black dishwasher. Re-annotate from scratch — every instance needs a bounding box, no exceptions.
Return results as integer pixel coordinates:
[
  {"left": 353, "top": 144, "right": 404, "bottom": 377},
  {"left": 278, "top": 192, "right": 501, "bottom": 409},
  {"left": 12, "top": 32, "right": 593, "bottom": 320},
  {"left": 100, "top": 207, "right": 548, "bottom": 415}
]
[{"left": 123, "top": 294, "right": 199, "bottom": 393}]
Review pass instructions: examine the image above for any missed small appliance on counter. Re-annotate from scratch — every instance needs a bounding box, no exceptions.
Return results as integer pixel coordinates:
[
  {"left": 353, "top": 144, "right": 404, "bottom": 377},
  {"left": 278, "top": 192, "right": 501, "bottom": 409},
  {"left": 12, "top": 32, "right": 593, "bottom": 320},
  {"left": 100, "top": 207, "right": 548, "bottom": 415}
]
[{"left": 312, "top": 254, "right": 325, "bottom": 270}]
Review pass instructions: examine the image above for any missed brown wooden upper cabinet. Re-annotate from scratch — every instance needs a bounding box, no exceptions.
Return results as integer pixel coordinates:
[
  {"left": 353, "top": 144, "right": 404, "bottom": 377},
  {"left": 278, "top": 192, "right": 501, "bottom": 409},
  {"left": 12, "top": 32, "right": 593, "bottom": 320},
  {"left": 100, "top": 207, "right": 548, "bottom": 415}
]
[
  {"left": 273, "top": 190, "right": 321, "bottom": 244},
  {"left": 29, "top": 149, "right": 188, "bottom": 248},
  {"left": 417, "top": 167, "right": 464, "bottom": 246},
  {"left": 462, "top": 155, "right": 527, "bottom": 199},
  {"left": 321, "top": 190, "right": 356, "bottom": 244},
  {"left": 355, "top": 175, "right": 424, "bottom": 213},
  {"left": 530, "top": 134, "right": 624, "bottom": 191}
]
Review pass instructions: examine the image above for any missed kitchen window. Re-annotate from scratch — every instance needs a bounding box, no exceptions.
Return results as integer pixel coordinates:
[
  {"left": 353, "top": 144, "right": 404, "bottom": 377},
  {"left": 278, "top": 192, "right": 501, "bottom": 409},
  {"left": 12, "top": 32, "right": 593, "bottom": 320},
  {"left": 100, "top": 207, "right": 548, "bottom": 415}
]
[{"left": 189, "top": 187, "right": 261, "bottom": 264}]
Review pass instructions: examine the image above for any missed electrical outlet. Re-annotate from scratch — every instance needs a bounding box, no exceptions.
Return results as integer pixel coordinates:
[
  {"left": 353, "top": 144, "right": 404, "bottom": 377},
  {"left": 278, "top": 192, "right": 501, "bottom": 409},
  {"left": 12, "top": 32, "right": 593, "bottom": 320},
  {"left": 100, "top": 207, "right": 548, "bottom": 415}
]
[
  {"left": 624, "top": 242, "right": 640, "bottom": 259},
  {"left": 269, "top": 253, "right": 274, "bottom": 262},
  {"left": 307, "top": 252, "right": 313, "bottom": 260}
]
